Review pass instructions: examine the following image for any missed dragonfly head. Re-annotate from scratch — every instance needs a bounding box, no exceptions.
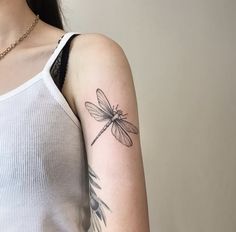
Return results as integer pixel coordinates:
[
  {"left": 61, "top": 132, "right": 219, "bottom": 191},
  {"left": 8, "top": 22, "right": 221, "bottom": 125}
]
[
  {"left": 116, "top": 109, "right": 123, "bottom": 116},
  {"left": 113, "top": 104, "right": 123, "bottom": 116}
]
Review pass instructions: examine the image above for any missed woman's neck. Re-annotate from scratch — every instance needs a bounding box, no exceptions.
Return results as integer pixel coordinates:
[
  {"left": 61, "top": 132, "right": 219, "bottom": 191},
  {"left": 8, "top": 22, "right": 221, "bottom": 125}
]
[{"left": 0, "top": 0, "right": 36, "bottom": 47}]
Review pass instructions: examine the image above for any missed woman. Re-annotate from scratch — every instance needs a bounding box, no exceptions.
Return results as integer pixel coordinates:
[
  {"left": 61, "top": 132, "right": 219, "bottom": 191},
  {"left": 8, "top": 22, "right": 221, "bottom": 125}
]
[{"left": 0, "top": 0, "right": 150, "bottom": 231}]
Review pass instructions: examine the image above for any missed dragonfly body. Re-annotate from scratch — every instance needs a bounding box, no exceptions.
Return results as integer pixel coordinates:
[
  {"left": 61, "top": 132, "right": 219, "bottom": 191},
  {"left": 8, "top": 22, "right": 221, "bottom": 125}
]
[
  {"left": 91, "top": 111, "right": 123, "bottom": 146},
  {"left": 85, "top": 89, "right": 139, "bottom": 147}
]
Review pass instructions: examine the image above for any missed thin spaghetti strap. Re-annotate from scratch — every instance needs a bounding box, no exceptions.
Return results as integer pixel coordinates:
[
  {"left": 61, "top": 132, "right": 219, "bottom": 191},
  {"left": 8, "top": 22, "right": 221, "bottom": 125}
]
[
  {"left": 49, "top": 33, "right": 81, "bottom": 92},
  {"left": 42, "top": 32, "right": 80, "bottom": 73},
  {"left": 58, "top": 33, "right": 81, "bottom": 91}
]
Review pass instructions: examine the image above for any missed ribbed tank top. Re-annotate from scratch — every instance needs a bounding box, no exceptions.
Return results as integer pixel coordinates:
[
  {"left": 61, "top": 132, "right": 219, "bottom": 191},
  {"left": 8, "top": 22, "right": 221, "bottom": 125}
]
[{"left": 0, "top": 32, "right": 91, "bottom": 231}]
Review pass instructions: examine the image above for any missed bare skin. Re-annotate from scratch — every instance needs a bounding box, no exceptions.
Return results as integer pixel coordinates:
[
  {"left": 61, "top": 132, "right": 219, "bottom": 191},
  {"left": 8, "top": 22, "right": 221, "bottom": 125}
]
[
  {"left": 0, "top": 0, "right": 73, "bottom": 108},
  {"left": 0, "top": 1, "right": 150, "bottom": 231}
]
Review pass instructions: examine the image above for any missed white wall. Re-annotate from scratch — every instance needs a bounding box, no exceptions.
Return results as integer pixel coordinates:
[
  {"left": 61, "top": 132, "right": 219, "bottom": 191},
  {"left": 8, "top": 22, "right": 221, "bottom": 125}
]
[{"left": 62, "top": 0, "right": 236, "bottom": 231}]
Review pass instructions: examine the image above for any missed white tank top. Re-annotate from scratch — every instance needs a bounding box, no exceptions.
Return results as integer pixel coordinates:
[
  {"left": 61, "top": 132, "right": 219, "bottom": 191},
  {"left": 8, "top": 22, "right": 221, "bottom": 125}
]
[{"left": 0, "top": 32, "right": 91, "bottom": 231}]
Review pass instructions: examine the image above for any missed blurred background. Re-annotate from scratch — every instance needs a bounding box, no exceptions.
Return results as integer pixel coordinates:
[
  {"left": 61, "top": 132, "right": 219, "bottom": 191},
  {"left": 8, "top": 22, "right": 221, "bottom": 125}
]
[{"left": 62, "top": 0, "right": 236, "bottom": 231}]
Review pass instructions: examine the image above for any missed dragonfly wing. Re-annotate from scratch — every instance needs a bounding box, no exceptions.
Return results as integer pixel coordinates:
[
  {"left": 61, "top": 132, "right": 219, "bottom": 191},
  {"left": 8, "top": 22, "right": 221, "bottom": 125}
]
[
  {"left": 116, "top": 119, "right": 139, "bottom": 134},
  {"left": 111, "top": 121, "right": 133, "bottom": 147},
  {"left": 85, "top": 102, "right": 110, "bottom": 121},
  {"left": 96, "top": 89, "right": 114, "bottom": 117}
]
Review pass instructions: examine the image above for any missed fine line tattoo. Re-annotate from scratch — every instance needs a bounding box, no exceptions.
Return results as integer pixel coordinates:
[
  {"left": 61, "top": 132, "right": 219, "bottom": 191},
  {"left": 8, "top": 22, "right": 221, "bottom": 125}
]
[
  {"left": 85, "top": 88, "right": 139, "bottom": 147},
  {"left": 88, "top": 165, "right": 111, "bottom": 232}
]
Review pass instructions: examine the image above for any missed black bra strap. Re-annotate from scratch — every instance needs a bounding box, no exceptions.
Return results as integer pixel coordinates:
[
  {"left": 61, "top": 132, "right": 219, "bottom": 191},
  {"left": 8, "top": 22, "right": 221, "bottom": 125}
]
[
  {"left": 58, "top": 33, "right": 81, "bottom": 91},
  {"left": 50, "top": 33, "right": 81, "bottom": 91}
]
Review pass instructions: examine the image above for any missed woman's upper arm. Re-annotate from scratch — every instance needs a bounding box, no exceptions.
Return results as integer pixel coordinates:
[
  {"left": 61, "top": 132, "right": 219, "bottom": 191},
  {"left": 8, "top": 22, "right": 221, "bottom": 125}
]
[{"left": 70, "top": 33, "right": 150, "bottom": 232}]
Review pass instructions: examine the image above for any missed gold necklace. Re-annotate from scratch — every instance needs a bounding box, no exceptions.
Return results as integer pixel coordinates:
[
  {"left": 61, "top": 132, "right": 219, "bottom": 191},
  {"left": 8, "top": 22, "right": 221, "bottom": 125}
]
[{"left": 0, "top": 14, "right": 40, "bottom": 60}]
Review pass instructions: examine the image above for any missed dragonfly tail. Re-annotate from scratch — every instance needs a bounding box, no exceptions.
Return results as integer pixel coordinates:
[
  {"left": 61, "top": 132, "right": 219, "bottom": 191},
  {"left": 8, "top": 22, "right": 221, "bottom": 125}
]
[
  {"left": 91, "top": 120, "right": 112, "bottom": 146},
  {"left": 91, "top": 138, "right": 97, "bottom": 146}
]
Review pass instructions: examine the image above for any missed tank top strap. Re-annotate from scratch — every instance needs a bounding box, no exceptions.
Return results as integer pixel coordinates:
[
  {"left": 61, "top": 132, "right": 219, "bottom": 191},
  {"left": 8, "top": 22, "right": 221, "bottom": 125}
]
[{"left": 43, "top": 32, "right": 80, "bottom": 73}]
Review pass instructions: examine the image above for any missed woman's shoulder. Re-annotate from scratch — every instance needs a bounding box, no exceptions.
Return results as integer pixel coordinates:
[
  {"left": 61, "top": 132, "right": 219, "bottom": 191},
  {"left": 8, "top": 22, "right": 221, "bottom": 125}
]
[
  {"left": 68, "top": 31, "right": 129, "bottom": 82},
  {"left": 69, "top": 32, "right": 121, "bottom": 48},
  {"left": 66, "top": 32, "right": 133, "bottom": 115},
  {"left": 68, "top": 32, "right": 125, "bottom": 62}
]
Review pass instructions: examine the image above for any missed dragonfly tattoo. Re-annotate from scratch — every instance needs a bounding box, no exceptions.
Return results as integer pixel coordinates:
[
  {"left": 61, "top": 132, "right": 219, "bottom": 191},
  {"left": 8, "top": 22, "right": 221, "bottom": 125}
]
[{"left": 85, "top": 88, "right": 139, "bottom": 147}]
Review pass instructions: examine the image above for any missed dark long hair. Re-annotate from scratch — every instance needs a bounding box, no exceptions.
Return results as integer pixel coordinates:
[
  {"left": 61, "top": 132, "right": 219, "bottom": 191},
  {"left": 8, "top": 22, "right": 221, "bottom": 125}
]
[{"left": 26, "top": 0, "right": 65, "bottom": 30}]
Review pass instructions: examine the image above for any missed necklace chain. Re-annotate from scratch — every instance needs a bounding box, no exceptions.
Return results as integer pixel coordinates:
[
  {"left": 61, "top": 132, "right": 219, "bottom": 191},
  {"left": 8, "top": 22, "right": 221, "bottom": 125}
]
[{"left": 0, "top": 14, "right": 40, "bottom": 60}]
